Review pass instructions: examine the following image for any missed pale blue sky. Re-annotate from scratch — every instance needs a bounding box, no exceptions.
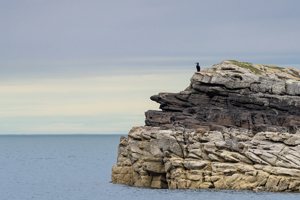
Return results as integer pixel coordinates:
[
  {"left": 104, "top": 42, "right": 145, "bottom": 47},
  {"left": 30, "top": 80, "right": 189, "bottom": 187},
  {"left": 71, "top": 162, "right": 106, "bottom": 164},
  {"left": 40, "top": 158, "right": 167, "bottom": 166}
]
[{"left": 1, "top": 0, "right": 300, "bottom": 134}]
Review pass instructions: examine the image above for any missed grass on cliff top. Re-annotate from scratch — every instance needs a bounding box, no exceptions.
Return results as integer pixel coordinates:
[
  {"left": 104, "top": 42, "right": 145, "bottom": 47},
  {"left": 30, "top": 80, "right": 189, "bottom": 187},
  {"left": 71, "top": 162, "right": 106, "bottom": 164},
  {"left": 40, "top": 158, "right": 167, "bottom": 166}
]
[
  {"left": 228, "top": 60, "right": 262, "bottom": 74},
  {"left": 262, "top": 65, "right": 284, "bottom": 71}
]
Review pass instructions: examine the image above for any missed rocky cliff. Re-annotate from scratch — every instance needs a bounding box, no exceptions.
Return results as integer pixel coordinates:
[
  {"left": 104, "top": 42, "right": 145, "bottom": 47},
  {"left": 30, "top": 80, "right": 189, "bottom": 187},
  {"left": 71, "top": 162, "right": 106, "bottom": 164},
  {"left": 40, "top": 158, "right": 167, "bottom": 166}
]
[{"left": 111, "top": 60, "right": 300, "bottom": 192}]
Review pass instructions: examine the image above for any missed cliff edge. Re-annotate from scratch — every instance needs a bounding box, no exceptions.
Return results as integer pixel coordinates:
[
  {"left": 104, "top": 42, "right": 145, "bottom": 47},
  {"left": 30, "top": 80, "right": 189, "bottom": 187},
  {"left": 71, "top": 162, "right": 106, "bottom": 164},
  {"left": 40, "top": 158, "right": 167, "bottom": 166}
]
[{"left": 111, "top": 60, "right": 300, "bottom": 192}]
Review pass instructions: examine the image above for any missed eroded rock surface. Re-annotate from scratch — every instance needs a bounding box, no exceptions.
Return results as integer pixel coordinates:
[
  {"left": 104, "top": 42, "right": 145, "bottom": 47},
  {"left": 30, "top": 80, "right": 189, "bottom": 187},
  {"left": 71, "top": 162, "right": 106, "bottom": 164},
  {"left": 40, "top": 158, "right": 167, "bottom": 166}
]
[{"left": 111, "top": 60, "right": 300, "bottom": 192}]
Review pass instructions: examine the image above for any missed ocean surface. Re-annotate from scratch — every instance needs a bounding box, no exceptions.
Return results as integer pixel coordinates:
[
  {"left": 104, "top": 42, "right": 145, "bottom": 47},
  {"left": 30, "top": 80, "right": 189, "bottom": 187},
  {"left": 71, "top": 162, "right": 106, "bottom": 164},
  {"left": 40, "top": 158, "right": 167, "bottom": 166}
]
[{"left": 1, "top": 134, "right": 300, "bottom": 200}]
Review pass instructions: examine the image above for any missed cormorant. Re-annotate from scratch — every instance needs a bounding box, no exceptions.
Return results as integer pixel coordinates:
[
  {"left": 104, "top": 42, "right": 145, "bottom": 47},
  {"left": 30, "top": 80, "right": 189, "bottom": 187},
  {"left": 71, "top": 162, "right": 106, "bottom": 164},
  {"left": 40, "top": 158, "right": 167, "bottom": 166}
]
[{"left": 195, "top": 62, "right": 200, "bottom": 72}]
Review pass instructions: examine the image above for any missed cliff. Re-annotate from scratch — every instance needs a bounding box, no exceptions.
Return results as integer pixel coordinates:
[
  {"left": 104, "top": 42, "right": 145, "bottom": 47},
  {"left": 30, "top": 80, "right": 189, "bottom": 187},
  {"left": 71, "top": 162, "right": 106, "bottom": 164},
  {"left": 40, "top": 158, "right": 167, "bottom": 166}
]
[{"left": 111, "top": 60, "right": 300, "bottom": 192}]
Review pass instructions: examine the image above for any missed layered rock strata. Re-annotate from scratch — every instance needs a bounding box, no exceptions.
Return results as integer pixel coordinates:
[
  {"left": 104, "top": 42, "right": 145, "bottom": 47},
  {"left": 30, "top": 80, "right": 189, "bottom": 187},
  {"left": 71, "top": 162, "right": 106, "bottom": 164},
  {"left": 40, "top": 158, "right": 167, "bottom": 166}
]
[
  {"left": 111, "top": 60, "right": 300, "bottom": 192},
  {"left": 146, "top": 60, "right": 300, "bottom": 133}
]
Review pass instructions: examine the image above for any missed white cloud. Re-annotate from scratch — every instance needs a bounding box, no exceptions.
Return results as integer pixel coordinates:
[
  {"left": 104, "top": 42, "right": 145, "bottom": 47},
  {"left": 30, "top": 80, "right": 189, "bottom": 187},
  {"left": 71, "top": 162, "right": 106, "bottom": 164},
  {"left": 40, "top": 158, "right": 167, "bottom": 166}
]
[{"left": 0, "top": 72, "right": 191, "bottom": 118}]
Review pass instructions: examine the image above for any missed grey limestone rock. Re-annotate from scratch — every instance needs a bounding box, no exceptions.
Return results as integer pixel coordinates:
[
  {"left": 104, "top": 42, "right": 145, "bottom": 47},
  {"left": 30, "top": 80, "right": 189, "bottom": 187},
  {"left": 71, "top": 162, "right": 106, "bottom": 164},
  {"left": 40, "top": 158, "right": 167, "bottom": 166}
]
[{"left": 146, "top": 60, "right": 300, "bottom": 133}]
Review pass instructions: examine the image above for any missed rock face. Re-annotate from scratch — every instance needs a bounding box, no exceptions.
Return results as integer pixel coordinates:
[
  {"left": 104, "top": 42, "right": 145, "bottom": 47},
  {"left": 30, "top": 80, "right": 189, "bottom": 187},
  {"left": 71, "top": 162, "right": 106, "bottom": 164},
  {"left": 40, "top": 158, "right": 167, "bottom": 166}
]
[{"left": 111, "top": 60, "right": 300, "bottom": 192}]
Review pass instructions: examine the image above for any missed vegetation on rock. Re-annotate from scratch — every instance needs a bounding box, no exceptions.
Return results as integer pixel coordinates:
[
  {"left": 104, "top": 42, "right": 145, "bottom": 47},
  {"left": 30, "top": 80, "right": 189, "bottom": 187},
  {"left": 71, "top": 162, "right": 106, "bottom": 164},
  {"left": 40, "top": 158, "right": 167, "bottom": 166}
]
[{"left": 228, "top": 60, "right": 262, "bottom": 74}]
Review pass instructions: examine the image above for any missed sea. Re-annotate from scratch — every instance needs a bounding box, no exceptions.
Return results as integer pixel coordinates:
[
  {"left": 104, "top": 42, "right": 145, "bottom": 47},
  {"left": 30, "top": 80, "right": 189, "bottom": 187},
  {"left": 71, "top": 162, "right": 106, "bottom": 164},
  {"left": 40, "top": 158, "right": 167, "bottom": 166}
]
[{"left": 1, "top": 134, "right": 300, "bottom": 200}]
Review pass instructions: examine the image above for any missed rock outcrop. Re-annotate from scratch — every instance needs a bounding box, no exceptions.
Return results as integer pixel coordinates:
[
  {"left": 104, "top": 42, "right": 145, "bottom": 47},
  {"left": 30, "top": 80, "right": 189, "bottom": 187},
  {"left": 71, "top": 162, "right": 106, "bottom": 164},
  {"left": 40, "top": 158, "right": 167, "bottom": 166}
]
[{"left": 111, "top": 60, "right": 300, "bottom": 192}]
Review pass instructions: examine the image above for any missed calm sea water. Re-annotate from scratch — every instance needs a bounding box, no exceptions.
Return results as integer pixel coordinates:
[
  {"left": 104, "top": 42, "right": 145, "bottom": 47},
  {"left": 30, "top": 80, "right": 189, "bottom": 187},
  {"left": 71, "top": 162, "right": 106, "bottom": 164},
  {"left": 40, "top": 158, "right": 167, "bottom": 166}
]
[{"left": 1, "top": 134, "right": 300, "bottom": 200}]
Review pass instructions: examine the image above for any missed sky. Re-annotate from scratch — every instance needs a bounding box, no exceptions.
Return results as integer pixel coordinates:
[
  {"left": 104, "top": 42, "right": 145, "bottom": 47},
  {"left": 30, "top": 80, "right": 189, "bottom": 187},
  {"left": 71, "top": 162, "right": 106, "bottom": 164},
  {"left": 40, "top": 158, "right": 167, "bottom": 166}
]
[{"left": 1, "top": 0, "right": 300, "bottom": 134}]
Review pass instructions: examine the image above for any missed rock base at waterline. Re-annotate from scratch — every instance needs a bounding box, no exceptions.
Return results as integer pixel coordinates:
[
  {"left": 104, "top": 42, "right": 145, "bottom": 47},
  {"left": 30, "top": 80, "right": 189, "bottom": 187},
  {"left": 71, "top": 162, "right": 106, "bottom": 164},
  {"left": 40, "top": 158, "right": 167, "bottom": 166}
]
[{"left": 112, "top": 126, "right": 300, "bottom": 192}]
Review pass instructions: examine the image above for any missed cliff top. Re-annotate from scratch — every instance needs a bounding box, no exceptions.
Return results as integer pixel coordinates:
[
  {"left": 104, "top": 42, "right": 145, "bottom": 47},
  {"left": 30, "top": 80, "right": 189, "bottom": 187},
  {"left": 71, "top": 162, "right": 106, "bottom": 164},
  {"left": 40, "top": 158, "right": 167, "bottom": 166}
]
[{"left": 202, "top": 60, "right": 300, "bottom": 82}]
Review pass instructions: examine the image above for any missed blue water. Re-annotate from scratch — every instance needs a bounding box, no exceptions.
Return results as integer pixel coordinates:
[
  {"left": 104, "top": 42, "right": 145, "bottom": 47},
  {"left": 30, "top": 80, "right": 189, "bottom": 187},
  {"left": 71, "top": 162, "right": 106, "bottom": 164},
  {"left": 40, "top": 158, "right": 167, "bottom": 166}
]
[{"left": 1, "top": 134, "right": 300, "bottom": 200}]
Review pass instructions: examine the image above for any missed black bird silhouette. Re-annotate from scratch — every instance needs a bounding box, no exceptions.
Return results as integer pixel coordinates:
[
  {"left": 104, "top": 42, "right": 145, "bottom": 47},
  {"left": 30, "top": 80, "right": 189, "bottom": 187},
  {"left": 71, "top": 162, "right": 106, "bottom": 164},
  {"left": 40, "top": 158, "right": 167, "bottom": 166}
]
[{"left": 195, "top": 62, "right": 201, "bottom": 72}]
